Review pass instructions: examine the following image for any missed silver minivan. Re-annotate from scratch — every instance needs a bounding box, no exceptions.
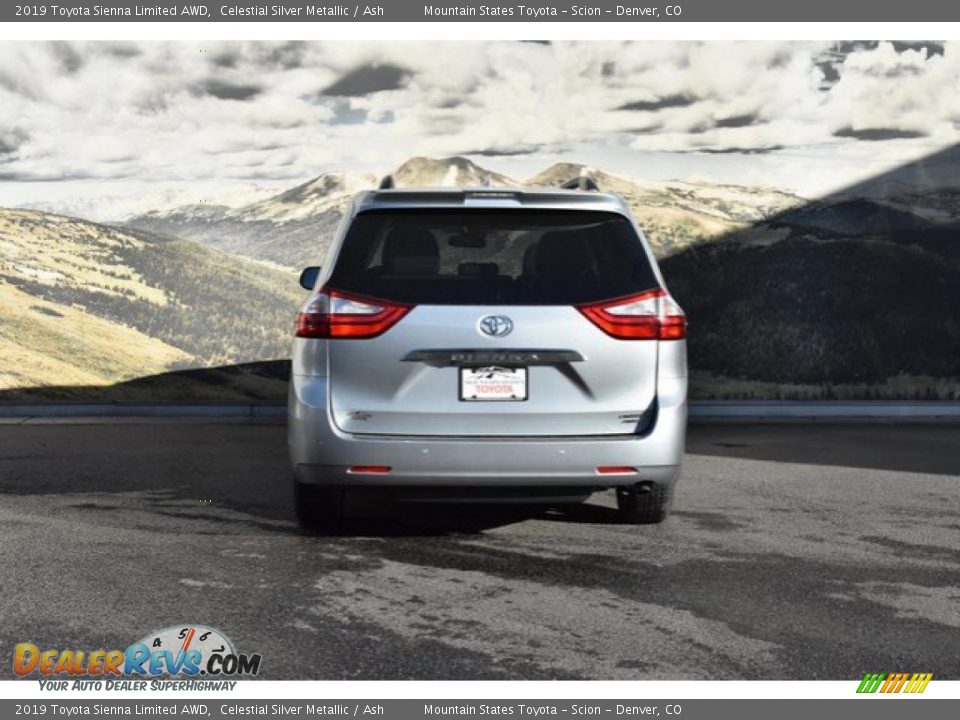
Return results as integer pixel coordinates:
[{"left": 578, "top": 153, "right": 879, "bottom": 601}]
[{"left": 289, "top": 179, "right": 687, "bottom": 530}]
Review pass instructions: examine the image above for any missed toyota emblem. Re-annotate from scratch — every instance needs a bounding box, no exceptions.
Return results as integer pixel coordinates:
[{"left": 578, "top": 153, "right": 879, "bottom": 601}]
[{"left": 478, "top": 315, "right": 513, "bottom": 338}]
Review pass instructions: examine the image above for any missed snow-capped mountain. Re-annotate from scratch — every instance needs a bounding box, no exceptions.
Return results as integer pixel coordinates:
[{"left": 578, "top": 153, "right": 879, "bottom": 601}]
[
  {"left": 529, "top": 163, "right": 806, "bottom": 254},
  {"left": 391, "top": 156, "right": 517, "bottom": 188},
  {"left": 18, "top": 183, "right": 279, "bottom": 225},
  {"left": 127, "top": 171, "right": 376, "bottom": 269},
  {"left": 231, "top": 172, "right": 378, "bottom": 224}
]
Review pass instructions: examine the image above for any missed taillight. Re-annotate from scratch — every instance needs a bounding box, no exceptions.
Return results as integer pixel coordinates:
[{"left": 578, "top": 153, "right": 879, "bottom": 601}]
[
  {"left": 577, "top": 288, "right": 686, "bottom": 340},
  {"left": 295, "top": 288, "right": 412, "bottom": 339}
]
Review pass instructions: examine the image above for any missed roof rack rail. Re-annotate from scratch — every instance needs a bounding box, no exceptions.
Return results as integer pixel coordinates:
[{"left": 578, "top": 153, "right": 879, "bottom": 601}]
[
  {"left": 378, "top": 175, "right": 395, "bottom": 189},
  {"left": 560, "top": 176, "right": 599, "bottom": 192}
]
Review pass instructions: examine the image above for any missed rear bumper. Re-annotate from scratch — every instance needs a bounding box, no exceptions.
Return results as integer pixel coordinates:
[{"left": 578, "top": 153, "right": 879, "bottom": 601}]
[{"left": 289, "top": 374, "right": 686, "bottom": 489}]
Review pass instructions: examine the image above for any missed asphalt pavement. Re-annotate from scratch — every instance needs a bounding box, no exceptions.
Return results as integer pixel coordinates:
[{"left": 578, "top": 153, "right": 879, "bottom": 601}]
[{"left": 0, "top": 419, "right": 958, "bottom": 680}]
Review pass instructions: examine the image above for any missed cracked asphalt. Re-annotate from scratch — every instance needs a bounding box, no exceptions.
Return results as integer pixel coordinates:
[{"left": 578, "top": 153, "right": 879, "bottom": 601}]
[{"left": 0, "top": 420, "right": 958, "bottom": 680}]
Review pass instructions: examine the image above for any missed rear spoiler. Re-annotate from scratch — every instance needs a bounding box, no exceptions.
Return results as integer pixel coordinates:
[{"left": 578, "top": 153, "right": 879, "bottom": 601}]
[{"left": 358, "top": 189, "right": 625, "bottom": 212}]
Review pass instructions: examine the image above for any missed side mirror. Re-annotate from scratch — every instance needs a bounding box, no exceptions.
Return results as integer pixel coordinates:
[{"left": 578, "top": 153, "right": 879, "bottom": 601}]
[{"left": 299, "top": 266, "right": 321, "bottom": 290}]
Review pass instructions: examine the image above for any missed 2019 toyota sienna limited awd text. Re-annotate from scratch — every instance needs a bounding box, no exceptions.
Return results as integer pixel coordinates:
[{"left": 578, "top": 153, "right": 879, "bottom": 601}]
[{"left": 289, "top": 179, "right": 687, "bottom": 531}]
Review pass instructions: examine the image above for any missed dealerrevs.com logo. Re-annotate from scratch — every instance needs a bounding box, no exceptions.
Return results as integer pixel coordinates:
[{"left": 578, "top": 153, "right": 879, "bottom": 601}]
[
  {"left": 14, "top": 625, "right": 262, "bottom": 685},
  {"left": 857, "top": 672, "right": 933, "bottom": 694}
]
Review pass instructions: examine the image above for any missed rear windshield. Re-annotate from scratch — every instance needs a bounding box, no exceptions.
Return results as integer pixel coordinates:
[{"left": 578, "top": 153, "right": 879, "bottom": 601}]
[{"left": 326, "top": 209, "right": 658, "bottom": 305}]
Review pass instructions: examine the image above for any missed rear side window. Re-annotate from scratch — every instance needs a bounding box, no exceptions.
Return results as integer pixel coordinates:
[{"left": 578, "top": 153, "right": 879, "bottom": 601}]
[{"left": 326, "top": 209, "right": 659, "bottom": 305}]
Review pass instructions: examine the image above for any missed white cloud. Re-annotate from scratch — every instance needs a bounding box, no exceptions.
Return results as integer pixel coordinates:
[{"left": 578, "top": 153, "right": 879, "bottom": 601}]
[{"left": 0, "top": 40, "right": 957, "bottom": 215}]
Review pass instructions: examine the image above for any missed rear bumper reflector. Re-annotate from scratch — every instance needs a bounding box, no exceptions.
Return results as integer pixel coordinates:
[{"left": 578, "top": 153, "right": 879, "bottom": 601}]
[
  {"left": 347, "top": 465, "right": 392, "bottom": 474},
  {"left": 595, "top": 466, "right": 638, "bottom": 475}
]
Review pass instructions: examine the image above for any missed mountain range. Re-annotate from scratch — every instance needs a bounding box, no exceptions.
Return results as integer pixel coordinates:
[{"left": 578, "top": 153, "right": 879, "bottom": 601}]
[
  {"left": 660, "top": 144, "right": 960, "bottom": 398},
  {"left": 3, "top": 152, "right": 959, "bottom": 400},
  {"left": 126, "top": 156, "right": 805, "bottom": 268},
  {"left": 0, "top": 209, "right": 300, "bottom": 400}
]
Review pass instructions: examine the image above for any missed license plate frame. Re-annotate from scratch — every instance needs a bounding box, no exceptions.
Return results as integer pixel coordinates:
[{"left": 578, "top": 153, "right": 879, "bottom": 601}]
[{"left": 459, "top": 366, "right": 528, "bottom": 402}]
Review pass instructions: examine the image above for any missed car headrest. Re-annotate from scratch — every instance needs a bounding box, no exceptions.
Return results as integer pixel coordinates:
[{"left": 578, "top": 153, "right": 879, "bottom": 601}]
[
  {"left": 382, "top": 228, "right": 440, "bottom": 275},
  {"left": 522, "top": 242, "right": 540, "bottom": 274},
  {"left": 534, "top": 231, "right": 595, "bottom": 276}
]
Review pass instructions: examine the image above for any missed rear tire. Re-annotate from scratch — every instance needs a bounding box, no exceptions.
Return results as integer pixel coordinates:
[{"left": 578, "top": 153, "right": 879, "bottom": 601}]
[
  {"left": 616, "top": 483, "right": 671, "bottom": 524},
  {"left": 294, "top": 481, "right": 346, "bottom": 534}
]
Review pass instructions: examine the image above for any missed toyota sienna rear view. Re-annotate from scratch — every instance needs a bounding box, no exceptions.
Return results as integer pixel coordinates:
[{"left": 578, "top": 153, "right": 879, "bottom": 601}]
[{"left": 289, "top": 179, "right": 687, "bottom": 531}]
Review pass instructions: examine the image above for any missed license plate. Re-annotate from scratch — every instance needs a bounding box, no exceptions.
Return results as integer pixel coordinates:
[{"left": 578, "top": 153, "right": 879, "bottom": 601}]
[{"left": 460, "top": 366, "right": 527, "bottom": 401}]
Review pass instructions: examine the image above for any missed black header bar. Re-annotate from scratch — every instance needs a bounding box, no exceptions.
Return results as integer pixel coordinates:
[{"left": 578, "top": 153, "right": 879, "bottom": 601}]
[{"left": 6, "top": 0, "right": 960, "bottom": 22}]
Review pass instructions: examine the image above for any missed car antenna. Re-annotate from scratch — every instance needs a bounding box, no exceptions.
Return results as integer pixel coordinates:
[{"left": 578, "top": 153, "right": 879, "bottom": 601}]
[{"left": 378, "top": 175, "right": 395, "bottom": 189}]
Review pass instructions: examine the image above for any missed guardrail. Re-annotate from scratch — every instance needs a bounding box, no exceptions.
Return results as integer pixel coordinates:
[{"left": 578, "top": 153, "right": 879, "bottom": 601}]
[
  {"left": 1, "top": 401, "right": 959, "bottom": 421},
  {"left": 690, "top": 401, "right": 960, "bottom": 421},
  {"left": 0, "top": 403, "right": 286, "bottom": 418}
]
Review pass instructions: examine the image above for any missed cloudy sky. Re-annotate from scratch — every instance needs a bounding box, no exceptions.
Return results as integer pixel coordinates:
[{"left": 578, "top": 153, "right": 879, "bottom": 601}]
[{"left": 1, "top": 40, "right": 958, "bottom": 219}]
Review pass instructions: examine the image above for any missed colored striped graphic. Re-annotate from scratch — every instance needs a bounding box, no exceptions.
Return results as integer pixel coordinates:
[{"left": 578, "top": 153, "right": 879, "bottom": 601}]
[{"left": 857, "top": 672, "right": 933, "bottom": 694}]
